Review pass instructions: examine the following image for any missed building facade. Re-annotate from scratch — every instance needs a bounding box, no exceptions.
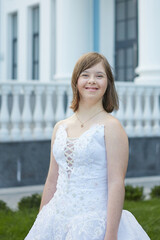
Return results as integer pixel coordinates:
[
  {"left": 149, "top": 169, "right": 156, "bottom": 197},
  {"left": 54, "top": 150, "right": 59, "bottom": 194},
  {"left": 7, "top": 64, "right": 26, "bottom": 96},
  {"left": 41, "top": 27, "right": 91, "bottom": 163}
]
[{"left": 0, "top": 0, "right": 160, "bottom": 187}]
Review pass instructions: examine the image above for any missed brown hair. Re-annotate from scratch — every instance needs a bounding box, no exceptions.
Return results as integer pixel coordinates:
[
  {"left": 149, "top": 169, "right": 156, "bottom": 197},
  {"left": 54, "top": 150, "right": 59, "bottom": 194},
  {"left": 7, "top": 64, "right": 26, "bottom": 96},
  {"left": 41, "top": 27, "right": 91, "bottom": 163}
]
[{"left": 70, "top": 52, "right": 119, "bottom": 113}]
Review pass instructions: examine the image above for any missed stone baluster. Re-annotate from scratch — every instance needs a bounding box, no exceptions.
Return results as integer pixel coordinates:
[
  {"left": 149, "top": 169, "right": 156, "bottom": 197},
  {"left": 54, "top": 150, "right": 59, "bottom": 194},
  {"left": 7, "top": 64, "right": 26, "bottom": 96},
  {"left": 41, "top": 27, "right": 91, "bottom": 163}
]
[
  {"left": 111, "top": 84, "right": 118, "bottom": 118},
  {"left": 33, "top": 85, "right": 45, "bottom": 139},
  {"left": 143, "top": 88, "right": 153, "bottom": 136},
  {"left": 116, "top": 85, "right": 125, "bottom": 127},
  {"left": 66, "top": 85, "right": 73, "bottom": 118},
  {"left": 10, "top": 84, "right": 22, "bottom": 141},
  {"left": 44, "top": 84, "right": 55, "bottom": 138},
  {"left": 0, "top": 84, "right": 11, "bottom": 141},
  {"left": 134, "top": 87, "right": 144, "bottom": 136},
  {"left": 21, "top": 84, "right": 33, "bottom": 140},
  {"left": 125, "top": 87, "right": 135, "bottom": 136},
  {"left": 152, "top": 88, "right": 160, "bottom": 136},
  {"left": 55, "top": 84, "right": 66, "bottom": 122}
]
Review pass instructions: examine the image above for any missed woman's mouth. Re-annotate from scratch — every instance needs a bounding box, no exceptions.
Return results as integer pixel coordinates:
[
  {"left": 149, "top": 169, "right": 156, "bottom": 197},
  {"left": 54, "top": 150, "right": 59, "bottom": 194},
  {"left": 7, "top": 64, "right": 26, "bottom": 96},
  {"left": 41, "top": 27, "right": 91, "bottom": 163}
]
[{"left": 85, "top": 87, "right": 98, "bottom": 91}]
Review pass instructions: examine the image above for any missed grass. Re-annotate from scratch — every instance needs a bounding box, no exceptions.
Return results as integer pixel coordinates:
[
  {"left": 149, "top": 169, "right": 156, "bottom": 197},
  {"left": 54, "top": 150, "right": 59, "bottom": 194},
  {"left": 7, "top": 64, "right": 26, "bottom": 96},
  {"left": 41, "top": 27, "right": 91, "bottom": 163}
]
[
  {"left": 0, "top": 209, "right": 38, "bottom": 240},
  {"left": 124, "top": 199, "right": 160, "bottom": 239},
  {"left": 0, "top": 199, "right": 159, "bottom": 240}
]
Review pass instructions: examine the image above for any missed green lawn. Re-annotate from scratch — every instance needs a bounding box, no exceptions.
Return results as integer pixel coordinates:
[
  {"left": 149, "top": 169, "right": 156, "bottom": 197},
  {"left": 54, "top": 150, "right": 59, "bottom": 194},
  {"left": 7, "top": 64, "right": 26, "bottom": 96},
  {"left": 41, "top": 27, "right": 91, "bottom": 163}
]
[
  {"left": 124, "top": 199, "right": 160, "bottom": 239},
  {"left": 0, "top": 199, "right": 159, "bottom": 240}
]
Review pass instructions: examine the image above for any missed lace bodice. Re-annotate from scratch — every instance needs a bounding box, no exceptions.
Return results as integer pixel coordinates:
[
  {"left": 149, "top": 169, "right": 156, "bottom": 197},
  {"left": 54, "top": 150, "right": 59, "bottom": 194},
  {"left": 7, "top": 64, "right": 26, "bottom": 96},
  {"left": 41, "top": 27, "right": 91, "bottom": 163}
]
[{"left": 53, "top": 123, "right": 108, "bottom": 196}]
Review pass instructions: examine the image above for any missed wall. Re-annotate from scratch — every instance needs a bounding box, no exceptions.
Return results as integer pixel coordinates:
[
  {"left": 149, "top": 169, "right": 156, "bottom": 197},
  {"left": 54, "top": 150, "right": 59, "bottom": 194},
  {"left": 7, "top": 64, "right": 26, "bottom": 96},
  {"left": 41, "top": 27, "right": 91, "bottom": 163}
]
[
  {"left": 0, "top": 137, "right": 160, "bottom": 188},
  {"left": 1, "top": 0, "right": 53, "bottom": 82}
]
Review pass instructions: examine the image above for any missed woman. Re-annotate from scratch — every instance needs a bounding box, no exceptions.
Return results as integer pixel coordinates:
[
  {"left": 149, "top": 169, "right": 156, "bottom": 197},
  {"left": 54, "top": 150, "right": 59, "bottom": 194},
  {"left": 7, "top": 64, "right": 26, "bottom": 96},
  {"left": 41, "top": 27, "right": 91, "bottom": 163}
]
[{"left": 25, "top": 52, "right": 150, "bottom": 239}]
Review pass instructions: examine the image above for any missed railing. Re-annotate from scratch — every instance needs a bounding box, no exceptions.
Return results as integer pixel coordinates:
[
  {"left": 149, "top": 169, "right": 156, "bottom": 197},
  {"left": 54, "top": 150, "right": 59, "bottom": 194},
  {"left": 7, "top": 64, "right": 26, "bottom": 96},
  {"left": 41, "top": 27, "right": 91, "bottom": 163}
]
[{"left": 0, "top": 81, "right": 160, "bottom": 142}]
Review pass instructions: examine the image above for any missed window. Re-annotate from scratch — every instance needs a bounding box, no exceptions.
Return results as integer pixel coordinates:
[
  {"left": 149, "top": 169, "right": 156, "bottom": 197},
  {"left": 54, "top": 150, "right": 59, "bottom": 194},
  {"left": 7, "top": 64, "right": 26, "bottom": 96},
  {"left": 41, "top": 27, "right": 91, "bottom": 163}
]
[
  {"left": 115, "top": 0, "right": 138, "bottom": 81},
  {"left": 93, "top": 0, "right": 99, "bottom": 52},
  {"left": 11, "top": 13, "right": 18, "bottom": 79},
  {"left": 32, "top": 6, "right": 39, "bottom": 80}
]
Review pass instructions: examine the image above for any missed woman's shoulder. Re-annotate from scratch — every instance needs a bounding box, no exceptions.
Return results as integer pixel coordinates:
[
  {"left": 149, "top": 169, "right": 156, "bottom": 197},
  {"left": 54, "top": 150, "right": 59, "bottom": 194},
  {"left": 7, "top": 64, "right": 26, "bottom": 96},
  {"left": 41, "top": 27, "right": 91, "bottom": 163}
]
[
  {"left": 51, "top": 116, "right": 74, "bottom": 142},
  {"left": 53, "top": 114, "right": 75, "bottom": 131},
  {"left": 103, "top": 113, "right": 128, "bottom": 142},
  {"left": 103, "top": 113, "right": 121, "bottom": 127}
]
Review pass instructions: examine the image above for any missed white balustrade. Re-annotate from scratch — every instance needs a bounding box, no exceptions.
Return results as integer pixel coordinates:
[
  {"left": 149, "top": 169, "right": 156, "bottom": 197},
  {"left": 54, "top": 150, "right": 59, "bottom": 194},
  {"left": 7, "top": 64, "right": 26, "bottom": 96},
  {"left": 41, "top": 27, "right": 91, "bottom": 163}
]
[
  {"left": 134, "top": 87, "right": 144, "bottom": 136},
  {"left": 143, "top": 88, "right": 153, "bottom": 136},
  {"left": 124, "top": 86, "right": 135, "bottom": 136},
  {"left": 55, "top": 83, "right": 66, "bottom": 122},
  {"left": 0, "top": 84, "right": 11, "bottom": 141},
  {"left": 152, "top": 88, "right": 160, "bottom": 135},
  {"left": 66, "top": 85, "right": 74, "bottom": 118},
  {"left": 33, "top": 85, "right": 45, "bottom": 139},
  {"left": 0, "top": 81, "right": 160, "bottom": 142},
  {"left": 22, "top": 84, "right": 33, "bottom": 140},
  {"left": 115, "top": 85, "right": 126, "bottom": 127},
  {"left": 10, "top": 84, "right": 22, "bottom": 141},
  {"left": 44, "top": 84, "right": 55, "bottom": 138}
]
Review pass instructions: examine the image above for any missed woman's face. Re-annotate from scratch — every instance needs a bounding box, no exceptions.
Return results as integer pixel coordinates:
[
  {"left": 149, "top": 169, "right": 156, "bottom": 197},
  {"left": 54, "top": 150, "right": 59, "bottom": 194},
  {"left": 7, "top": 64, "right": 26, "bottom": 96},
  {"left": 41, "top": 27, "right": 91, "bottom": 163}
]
[{"left": 77, "top": 62, "right": 108, "bottom": 103}]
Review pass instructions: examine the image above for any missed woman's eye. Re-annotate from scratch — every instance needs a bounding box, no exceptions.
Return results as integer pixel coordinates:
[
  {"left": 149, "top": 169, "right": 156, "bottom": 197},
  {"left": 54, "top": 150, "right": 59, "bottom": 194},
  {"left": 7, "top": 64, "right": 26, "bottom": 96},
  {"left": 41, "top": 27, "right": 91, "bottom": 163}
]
[
  {"left": 81, "top": 74, "right": 89, "bottom": 77},
  {"left": 97, "top": 75, "right": 103, "bottom": 78}
]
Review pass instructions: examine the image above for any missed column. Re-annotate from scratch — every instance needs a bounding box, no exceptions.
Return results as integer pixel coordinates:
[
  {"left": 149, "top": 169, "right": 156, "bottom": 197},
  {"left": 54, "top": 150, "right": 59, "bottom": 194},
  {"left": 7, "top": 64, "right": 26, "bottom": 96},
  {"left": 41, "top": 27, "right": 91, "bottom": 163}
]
[
  {"left": 0, "top": 0, "right": 5, "bottom": 81},
  {"left": 40, "top": 0, "right": 52, "bottom": 82},
  {"left": 54, "top": 0, "right": 93, "bottom": 80},
  {"left": 100, "top": 0, "right": 115, "bottom": 67},
  {"left": 135, "top": 0, "right": 160, "bottom": 84}
]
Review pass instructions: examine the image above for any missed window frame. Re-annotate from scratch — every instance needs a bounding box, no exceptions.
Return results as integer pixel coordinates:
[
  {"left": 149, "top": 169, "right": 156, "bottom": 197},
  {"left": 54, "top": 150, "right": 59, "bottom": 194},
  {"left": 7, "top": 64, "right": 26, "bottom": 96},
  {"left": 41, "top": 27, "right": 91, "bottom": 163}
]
[
  {"left": 31, "top": 6, "right": 40, "bottom": 80},
  {"left": 11, "top": 13, "right": 18, "bottom": 80},
  {"left": 115, "top": 0, "right": 138, "bottom": 82}
]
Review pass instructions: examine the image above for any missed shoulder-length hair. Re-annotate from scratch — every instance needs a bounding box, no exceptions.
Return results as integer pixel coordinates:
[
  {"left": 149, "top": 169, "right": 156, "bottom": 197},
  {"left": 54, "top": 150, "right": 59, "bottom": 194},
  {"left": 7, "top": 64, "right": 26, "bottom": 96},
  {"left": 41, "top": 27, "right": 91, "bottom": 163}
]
[{"left": 70, "top": 52, "right": 119, "bottom": 113}]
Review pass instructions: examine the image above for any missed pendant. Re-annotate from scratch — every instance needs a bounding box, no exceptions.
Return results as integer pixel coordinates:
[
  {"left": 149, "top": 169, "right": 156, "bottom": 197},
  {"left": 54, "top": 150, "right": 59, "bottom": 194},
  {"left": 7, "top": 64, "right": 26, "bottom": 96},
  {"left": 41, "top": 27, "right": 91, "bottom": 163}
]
[{"left": 81, "top": 124, "right": 84, "bottom": 128}]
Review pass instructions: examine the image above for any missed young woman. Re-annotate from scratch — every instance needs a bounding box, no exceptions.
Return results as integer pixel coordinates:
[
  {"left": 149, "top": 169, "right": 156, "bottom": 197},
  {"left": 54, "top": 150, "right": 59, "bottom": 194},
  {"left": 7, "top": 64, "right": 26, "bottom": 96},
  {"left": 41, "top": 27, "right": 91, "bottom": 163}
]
[{"left": 25, "top": 52, "right": 150, "bottom": 240}]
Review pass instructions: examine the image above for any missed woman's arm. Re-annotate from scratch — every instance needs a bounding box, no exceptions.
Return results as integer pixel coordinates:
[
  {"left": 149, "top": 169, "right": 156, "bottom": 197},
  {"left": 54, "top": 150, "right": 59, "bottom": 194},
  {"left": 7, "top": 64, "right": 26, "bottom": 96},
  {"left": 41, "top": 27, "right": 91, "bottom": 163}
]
[
  {"left": 104, "top": 118, "right": 129, "bottom": 240},
  {"left": 39, "top": 121, "right": 63, "bottom": 211}
]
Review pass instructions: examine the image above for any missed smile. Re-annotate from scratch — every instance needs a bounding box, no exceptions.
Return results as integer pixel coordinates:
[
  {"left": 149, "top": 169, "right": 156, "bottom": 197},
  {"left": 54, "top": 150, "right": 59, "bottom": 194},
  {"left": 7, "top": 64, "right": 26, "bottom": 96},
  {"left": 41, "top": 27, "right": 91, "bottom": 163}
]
[{"left": 85, "top": 87, "right": 98, "bottom": 91}]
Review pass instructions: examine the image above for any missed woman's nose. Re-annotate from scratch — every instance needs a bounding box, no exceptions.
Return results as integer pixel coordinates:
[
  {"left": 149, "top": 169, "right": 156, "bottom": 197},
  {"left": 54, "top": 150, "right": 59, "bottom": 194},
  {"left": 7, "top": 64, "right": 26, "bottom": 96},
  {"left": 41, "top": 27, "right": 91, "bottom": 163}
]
[{"left": 88, "top": 76, "right": 96, "bottom": 84}]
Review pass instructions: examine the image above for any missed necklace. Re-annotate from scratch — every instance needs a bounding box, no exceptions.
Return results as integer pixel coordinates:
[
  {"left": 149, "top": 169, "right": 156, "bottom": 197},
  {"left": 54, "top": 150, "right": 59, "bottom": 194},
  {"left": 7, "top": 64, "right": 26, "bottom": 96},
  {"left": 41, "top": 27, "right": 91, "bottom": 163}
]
[{"left": 75, "top": 109, "right": 104, "bottom": 128}]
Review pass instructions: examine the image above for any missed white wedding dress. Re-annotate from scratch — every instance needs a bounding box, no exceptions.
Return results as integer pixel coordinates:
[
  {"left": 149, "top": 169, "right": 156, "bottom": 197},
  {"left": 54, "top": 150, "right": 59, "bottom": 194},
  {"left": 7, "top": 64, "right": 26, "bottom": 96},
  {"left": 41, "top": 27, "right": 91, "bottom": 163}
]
[{"left": 25, "top": 124, "right": 150, "bottom": 240}]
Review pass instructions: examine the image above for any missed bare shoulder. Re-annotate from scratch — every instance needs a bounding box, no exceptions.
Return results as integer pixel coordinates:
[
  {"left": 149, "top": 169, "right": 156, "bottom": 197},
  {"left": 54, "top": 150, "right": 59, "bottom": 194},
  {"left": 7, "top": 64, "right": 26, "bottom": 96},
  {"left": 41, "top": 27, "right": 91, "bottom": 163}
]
[
  {"left": 52, "top": 114, "right": 75, "bottom": 138},
  {"left": 53, "top": 119, "right": 65, "bottom": 131},
  {"left": 50, "top": 119, "right": 65, "bottom": 142},
  {"left": 104, "top": 114, "right": 128, "bottom": 145}
]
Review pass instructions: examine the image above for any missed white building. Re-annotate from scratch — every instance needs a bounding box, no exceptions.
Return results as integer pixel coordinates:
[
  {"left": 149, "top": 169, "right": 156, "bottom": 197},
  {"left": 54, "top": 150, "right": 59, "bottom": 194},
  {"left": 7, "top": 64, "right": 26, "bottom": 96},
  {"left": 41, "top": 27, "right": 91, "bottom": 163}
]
[{"left": 0, "top": 0, "right": 160, "bottom": 187}]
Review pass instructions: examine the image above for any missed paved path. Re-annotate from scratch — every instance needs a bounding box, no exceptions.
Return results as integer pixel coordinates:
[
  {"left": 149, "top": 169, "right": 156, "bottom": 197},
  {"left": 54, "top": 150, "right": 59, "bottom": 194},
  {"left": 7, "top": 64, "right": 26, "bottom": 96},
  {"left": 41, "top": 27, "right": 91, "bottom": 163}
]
[
  {"left": 0, "top": 185, "right": 43, "bottom": 210},
  {"left": 0, "top": 176, "right": 160, "bottom": 210}
]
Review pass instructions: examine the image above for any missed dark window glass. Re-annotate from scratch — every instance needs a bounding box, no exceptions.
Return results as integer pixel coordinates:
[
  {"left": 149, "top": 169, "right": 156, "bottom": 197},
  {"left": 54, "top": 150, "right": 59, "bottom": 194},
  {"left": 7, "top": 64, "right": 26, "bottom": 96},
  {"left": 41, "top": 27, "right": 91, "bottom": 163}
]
[
  {"left": 32, "top": 6, "right": 39, "bottom": 80},
  {"left": 117, "top": 49, "right": 125, "bottom": 67},
  {"left": 127, "top": 0, "right": 136, "bottom": 18},
  {"left": 126, "top": 48, "right": 133, "bottom": 67},
  {"left": 12, "top": 13, "right": 18, "bottom": 79},
  {"left": 117, "top": 22, "right": 125, "bottom": 41},
  {"left": 115, "top": 0, "right": 138, "bottom": 82},
  {"left": 117, "top": 2, "right": 125, "bottom": 21},
  {"left": 127, "top": 19, "right": 136, "bottom": 40},
  {"left": 117, "top": 68, "right": 125, "bottom": 82}
]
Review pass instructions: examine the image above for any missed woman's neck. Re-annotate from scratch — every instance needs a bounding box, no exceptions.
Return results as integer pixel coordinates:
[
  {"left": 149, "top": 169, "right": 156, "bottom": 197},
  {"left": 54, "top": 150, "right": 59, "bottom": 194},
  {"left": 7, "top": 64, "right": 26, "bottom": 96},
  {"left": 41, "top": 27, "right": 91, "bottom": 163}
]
[{"left": 76, "top": 100, "right": 104, "bottom": 120}]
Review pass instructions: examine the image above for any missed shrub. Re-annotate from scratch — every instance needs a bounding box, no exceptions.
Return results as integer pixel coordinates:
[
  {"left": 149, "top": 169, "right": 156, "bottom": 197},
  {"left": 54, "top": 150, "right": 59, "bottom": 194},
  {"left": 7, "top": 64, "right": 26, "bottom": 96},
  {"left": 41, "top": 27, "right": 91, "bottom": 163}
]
[
  {"left": 125, "top": 185, "right": 144, "bottom": 201},
  {"left": 18, "top": 193, "right": 41, "bottom": 210},
  {"left": 150, "top": 185, "right": 160, "bottom": 199},
  {"left": 0, "top": 199, "right": 11, "bottom": 211}
]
